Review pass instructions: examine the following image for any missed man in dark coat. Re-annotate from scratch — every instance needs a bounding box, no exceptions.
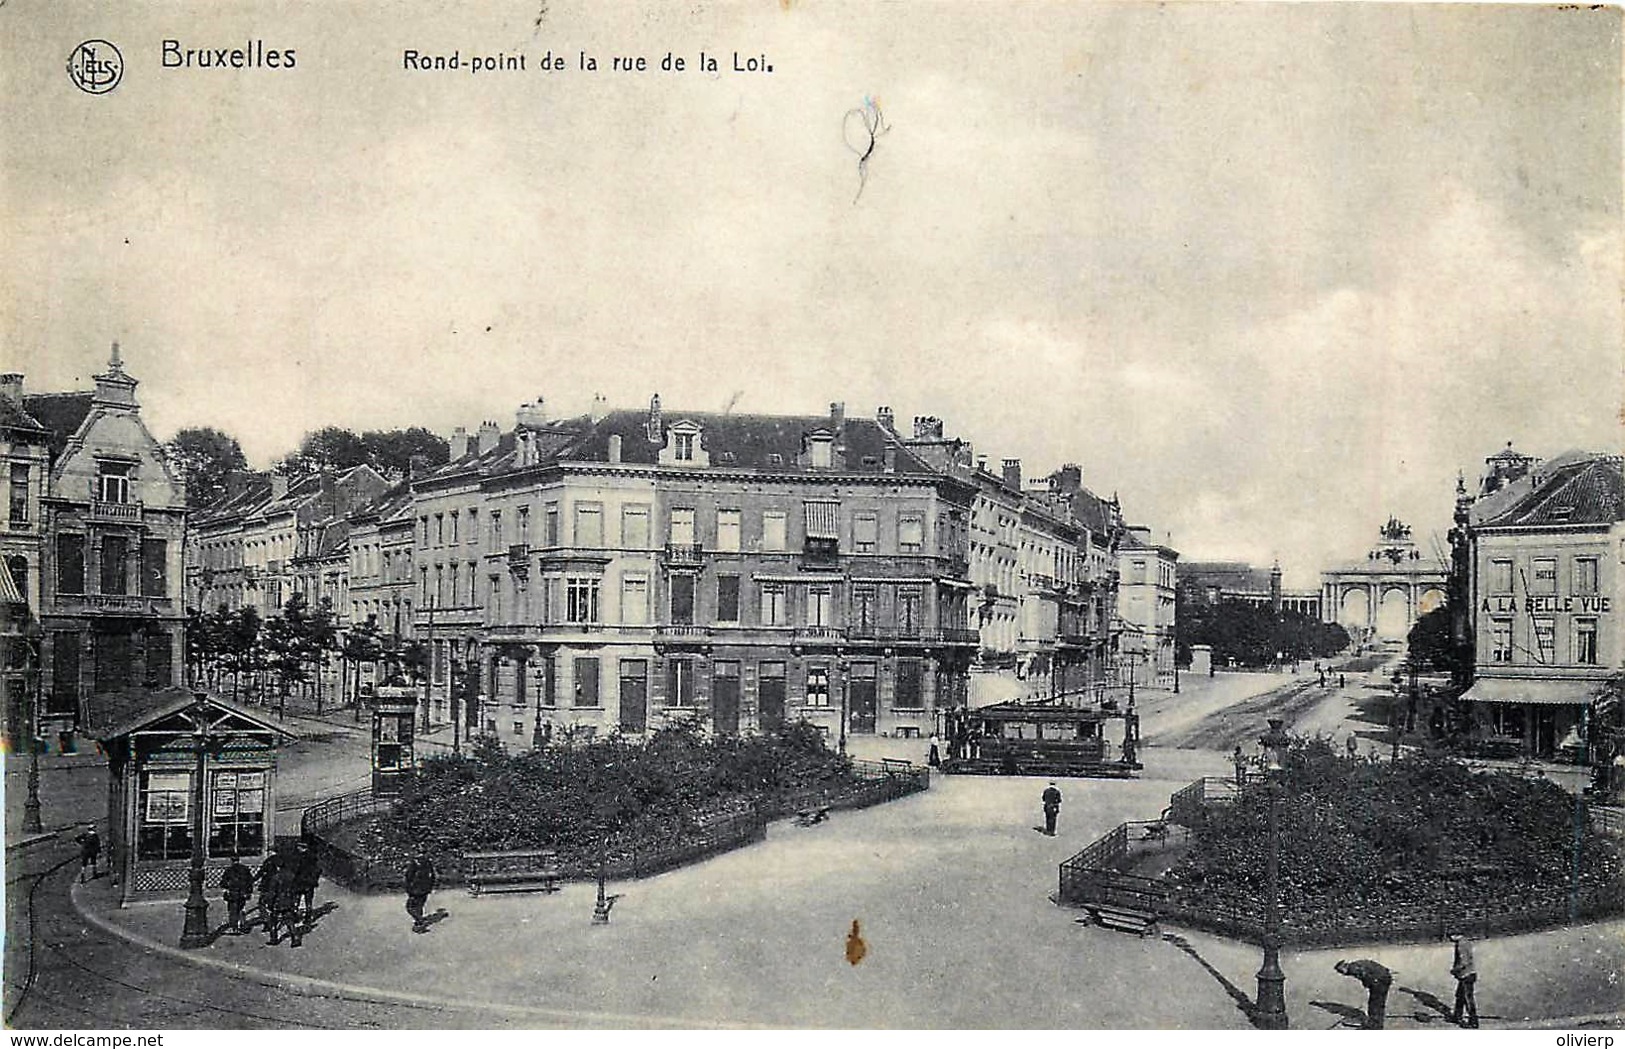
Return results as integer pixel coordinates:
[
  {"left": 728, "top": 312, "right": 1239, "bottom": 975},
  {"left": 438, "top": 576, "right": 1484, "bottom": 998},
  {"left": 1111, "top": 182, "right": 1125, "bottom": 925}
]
[
  {"left": 404, "top": 851, "right": 437, "bottom": 932},
  {"left": 255, "top": 849, "right": 286, "bottom": 931},
  {"left": 293, "top": 840, "right": 322, "bottom": 921},
  {"left": 220, "top": 857, "right": 256, "bottom": 934},
  {"left": 1449, "top": 933, "right": 1479, "bottom": 1028},
  {"left": 75, "top": 826, "right": 101, "bottom": 883},
  {"left": 1040, "top": 782, "right": 1063, "bottom": 836},
  {"left": 1334, "top": 958, "right": 1393, "bottom": 1029},
  {"left": 267, "top": 864, "right": 303, "bottom": 947}
]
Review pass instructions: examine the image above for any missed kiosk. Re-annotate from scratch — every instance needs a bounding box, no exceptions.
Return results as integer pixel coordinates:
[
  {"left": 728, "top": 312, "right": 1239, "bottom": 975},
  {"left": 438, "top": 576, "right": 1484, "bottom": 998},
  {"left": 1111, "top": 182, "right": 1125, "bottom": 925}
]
[
  {"left": 372, "top": 681, "right": 419, "bottom": 795},
  {"left": 100, "top": 692, "right": 296, "bottom": 905}
]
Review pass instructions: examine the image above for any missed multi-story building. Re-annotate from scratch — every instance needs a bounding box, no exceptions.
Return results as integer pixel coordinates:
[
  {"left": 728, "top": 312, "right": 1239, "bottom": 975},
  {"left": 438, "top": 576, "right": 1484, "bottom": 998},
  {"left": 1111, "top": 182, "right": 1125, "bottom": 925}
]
[
  {"left": 411, "top": 397, "right": 979, "bottom": 748},
  {"left": 27, "top": 345, "right": 188, "bottom": 741},
  {"left": 345, "top": 481, "right": 416, "bottom": 638},
  {"left": 1458, "top": 446, "right": 1623, "bottom": 757},
  {"left": 1, "top": 373, "right": 51, "bottom": 747},
  {"left": 1117, "top": 526, "right": 1180, "bottom": 689}
]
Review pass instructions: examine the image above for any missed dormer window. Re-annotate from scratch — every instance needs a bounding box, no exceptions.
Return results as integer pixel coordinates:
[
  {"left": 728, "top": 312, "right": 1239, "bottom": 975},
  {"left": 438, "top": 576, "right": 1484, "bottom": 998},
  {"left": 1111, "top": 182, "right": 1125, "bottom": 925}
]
[
  {"left": 674, "top": 432, "right": 696, "bottom": 462},
  {"left": 659, "top": 420, "right": 709, "bottom": 467},
  {"left": 807, "top": 430, "right": 835, "bottom": 470},
  {"left": 98, "top": 462, "right": 132, "bottom": 504}
]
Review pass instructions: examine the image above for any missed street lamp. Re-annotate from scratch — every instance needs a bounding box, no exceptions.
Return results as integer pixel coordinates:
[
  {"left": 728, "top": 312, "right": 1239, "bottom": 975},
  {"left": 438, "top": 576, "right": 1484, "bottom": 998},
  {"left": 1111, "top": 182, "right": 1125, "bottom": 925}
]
[
  {"left": 179, "top": 692, "right": 214, "bottom": 949},
  {"left": 22, "top": 622, "right": 44, "bottom": 834},
  {"left": 1254, "top": 716, "right": 1291, "bottom": 1030}
]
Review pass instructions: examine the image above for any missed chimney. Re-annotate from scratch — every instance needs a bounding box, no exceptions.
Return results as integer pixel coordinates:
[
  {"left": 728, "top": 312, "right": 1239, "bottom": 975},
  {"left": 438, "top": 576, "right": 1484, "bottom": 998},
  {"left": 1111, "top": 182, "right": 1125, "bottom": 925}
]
[
  {"left": 515, "top": 401, "right": 541, "bottom": 429},
  {"left": 976, "top": 456, "right": 988, "bottom": 474},
  {"left": 876, "top": 406, "right": 894, "bottom": 432},
  {"left": 608, "top": 434, "right": 622, "bottom": 464},
  {"left": 1001, "top": 458, "right": 1022, "bottom": 491},
  {"left": 271, "top": 472, "right": 289, "bottom": 499},
  {"left": 590, "top": 393, "right": 608, "bottom": 423},
  {"left": 830, "top": 402, "right": 845, "bottom": 428},
  {"left": 646, "top": 393, "right": 663, "bottom": 443},
  {"left": 1052, "top": 464, "right": 1082, "bottom": 495},
  {"left": 0, "top": 374, "right": 21, "bottom": 402},
  {"left": 449, "top": 426, "right": 471, "bottom": 460},
  {"left": 477, "top": 420, "right": 500, "bottom": 455}
]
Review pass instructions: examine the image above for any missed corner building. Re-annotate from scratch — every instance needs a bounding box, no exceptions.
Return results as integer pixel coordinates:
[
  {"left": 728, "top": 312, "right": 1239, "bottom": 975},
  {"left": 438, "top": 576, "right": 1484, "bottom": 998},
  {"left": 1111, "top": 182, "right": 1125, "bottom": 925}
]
[{"left": 413, "top": 398, "right": 977, "bottom": 747}]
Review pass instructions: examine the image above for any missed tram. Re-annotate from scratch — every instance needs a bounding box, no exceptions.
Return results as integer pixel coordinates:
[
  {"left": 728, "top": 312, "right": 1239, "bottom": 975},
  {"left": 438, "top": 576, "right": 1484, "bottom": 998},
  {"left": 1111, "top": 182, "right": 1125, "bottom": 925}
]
[{"left": 940, "top": 700, "right": 1141, "bottom": 778}]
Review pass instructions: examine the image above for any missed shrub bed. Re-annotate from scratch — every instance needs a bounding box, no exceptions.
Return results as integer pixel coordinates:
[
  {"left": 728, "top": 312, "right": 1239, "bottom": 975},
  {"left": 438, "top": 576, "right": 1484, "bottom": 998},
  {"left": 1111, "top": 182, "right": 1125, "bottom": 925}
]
[{"left": 1164, "top": 738, "right": 1625, "bottom": 935}]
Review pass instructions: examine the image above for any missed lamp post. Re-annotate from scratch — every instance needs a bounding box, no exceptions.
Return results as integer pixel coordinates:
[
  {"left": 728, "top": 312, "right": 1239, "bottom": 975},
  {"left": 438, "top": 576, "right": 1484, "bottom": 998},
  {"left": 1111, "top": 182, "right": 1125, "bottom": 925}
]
[
  {"left": 838, "top": 663, "right": 848, "bottom": 757},
  {"left": 1253, "top": 717, "right": 1291, "bottom": 1030},
  {"left": 179, "top": 692, "right": 214, "bottom": 949},
  {"left": 22, "top": 623, "right": 44, "bottom": 834}
]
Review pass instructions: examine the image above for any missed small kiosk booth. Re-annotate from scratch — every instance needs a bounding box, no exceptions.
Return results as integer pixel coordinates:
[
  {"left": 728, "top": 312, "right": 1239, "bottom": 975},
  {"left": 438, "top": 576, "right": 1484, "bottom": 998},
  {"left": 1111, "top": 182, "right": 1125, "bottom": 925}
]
[
  {"left": 371, "top": 681, "right": 419, "bottom": 795},
  {"left": 101, "top": 692, "right": 297, "bottom": 905}
]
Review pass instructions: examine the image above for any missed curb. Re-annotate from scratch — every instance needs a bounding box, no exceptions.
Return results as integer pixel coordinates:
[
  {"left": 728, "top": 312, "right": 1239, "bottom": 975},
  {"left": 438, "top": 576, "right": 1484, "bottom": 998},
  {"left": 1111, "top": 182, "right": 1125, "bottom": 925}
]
[
  {"left": 5, "top": 831, "right": 59, "bottom": 853},
  {"left": 68, "top": 878, "right": 743, "bottom": 1029}
]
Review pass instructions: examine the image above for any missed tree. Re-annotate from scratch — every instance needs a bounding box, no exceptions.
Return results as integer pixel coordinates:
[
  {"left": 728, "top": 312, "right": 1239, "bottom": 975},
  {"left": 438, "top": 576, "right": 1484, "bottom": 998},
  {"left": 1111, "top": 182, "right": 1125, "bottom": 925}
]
[
  {"left": 275, "top": 426, "right": 370, "bottom": 478},
  {"left": 1406, "top": 605, "right": 1454, "bottom": 673},
  {"left": 361, "top": 427, "right": 450, "bottom": 480},
  {"left": 342, "top": 615, "right": 385, "bottom": 721},
  {"left": 165, "top": 427, "right": 249, "bottom": 509}
]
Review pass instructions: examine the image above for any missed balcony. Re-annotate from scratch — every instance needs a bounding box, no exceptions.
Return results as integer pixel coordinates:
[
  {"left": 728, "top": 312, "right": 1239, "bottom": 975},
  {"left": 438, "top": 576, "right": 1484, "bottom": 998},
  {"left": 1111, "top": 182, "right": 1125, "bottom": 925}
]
[
  {"left": 662, "top": 542, "right": 704, "bottom": 567},
  {"left": 507, "top": 543, "right": 530, "bottom": 576},
  {"left": 88, "top": 499, "right": 142, "bottom": 523},
  {"left": 81, "top": 593, "right": 150, "bottom": 614},
  {"left": 800, "top": 538, "right": 839, "bottom": 571},
  {"left": 656, "top": 623, "right": 710, "bottom": 639}
]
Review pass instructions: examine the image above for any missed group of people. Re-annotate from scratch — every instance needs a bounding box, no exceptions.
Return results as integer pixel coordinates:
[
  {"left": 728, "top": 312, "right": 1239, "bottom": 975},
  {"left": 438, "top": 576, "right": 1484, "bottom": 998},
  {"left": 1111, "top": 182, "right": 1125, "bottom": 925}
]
[
  {"left": 218, "top": 840, "right": 324, "bottom": 947},
  {"left": 1333, "top": 933, "right": 1479, "bottom": 1030}
]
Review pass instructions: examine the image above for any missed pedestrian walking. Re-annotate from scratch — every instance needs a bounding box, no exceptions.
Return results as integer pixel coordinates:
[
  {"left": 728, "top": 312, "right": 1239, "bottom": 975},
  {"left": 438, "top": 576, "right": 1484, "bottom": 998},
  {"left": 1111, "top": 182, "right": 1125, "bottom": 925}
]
[
  {"left": 267, "top": 863, "right": 303, "bottom": 947},
  {"left": 293, "top": 840, "right": 322, "bottom": 921},
  {"left": 1232, "top": 744, "right": 1248, "bottom": 786},
  {"left": 1334, "top": 958, "right": 1393, "bottom": 1029},
  {"left": 255, "top": 848, "right": 286, "bottom": 931},
  {"left": 1040, "top": 781, "right": 1063, "bottom": 836},
  {"left": 1346, "top": 734, "right": 1359, "bottom": 760},
  {"left": 1449, "top": 932, "right": 1479, "bottom": 1028},
  {"left": 74, "top": 825, "right": 101, "bottom": 884},
  {"left": 927, "top": 733, "right": 941, "bottom": 768},
  {"left": 220, "top": 856, "right": 256, "bottom": 934},
  {"left": 404, "top": 851, "right": 437, "bottom": 932},
  {"left": 1339, "top": 673, "right": 1346, "bottom": 688}
]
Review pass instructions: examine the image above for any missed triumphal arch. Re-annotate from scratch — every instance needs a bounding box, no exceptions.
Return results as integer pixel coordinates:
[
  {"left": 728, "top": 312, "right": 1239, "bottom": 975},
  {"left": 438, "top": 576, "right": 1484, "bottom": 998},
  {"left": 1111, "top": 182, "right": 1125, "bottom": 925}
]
[{"left": 1319, "top": 518, "right": 1448, "bottom": 641}]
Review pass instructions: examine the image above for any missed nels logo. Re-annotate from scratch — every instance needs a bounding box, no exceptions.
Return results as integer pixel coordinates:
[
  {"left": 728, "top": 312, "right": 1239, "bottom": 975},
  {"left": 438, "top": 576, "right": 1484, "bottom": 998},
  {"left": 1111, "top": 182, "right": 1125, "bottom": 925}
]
[{"left": 67, "top": 40, "right": 124, "bottom": 94}]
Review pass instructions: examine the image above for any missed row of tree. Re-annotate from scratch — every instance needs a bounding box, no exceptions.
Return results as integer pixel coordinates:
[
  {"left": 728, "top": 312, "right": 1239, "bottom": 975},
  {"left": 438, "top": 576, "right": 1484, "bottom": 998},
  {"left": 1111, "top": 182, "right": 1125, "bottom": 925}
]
[
  {"left": 186, "top": 595, "right": 428, "bottom": 717},
  {"left": 1175, "top": 589, "right": 1352, "bottom": 667},
  {"left": 164, "top": 425, "right": 451, "bottom": 509}
]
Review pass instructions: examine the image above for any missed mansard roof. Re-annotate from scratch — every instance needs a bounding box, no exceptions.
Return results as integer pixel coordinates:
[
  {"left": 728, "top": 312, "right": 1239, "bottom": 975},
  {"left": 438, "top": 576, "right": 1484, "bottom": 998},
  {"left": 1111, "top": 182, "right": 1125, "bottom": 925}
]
[
  {"left": 1476, "top": 453, "right": 1624, "bottom": 529},
  {"left": 20, "top": 391, "right": 94, "bottom": 458},
  {"left": 0, "top": 393, "right": 49, "bottom": 441}
]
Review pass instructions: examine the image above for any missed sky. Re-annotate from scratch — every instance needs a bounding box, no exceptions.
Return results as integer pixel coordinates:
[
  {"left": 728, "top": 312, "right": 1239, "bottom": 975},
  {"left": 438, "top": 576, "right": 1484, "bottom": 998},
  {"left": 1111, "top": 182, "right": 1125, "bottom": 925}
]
[{"left": 3, "top": 1, "right": 1620, "bottom": 587}]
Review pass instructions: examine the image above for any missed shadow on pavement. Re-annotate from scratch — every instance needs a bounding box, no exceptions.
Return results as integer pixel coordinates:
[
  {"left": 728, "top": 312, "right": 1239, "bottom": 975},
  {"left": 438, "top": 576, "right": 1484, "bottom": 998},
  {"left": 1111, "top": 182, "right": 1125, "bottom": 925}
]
[
  {"left": 1310, "top": 998, "right": 1368, "bottom": 1029},
  {"left": 1161, "top": 932, "right": 1257, "bottom": 1024}
]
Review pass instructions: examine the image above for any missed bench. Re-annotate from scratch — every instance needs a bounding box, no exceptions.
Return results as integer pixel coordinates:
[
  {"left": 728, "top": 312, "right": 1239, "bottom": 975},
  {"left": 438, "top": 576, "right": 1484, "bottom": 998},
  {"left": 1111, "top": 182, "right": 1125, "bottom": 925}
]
[
  {"left": 1079, "top": 903, "right": 1160, "bottom": 938},
  {"left": 463, "top": 849, "right": 563, "bottom": 896},
  {"left": 880, "top": 757, "right": 916, "bottom": 775},
  {"left": 795, "top": 806, "right": 830, "bottom": 827}
]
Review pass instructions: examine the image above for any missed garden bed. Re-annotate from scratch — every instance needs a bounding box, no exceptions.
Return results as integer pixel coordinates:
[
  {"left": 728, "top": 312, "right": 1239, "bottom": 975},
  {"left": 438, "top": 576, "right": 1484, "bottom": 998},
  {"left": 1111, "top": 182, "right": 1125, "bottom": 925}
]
[{"left": 308, "top": 722, "right": 927, "bottom": 892}]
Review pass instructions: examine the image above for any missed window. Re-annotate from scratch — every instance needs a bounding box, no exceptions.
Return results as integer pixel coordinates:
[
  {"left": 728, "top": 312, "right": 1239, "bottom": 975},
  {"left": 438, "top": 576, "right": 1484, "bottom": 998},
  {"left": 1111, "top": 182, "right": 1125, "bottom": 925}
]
[
  {"left": 668, "top": 658, "right": 695, "bottom": 707},
  {"left": 544, "top": 504, "right": 560, "bottom": 546},
  {"left": 1490, "top": 560, "right": 1513, "bottom": 593},
  {"left": 622, "top": 505, "right": 650, "bottom": 549},
  {"left": 141, "top": 539, "right": 167, "bottom": 598},
  {"left": 809, "top": 435, "right": 832, "bottom": 469},
  {"left": 573, "top": 657, "right": 600, "bottom": 707},
  {"left": 716, "top": 509, "right": 741, "bottom": 553},
  {"left": 1575, "top": 619, "right": 1599, "bottom": 665},
  {"left": 137, "top": 771, "right": 194, "bottom": 860},
  {"left": 450, "top": 511, "right": 459, "bottom": 544},
  {"left": 435, "top": 514, "right": 445, "bottom": 546},
  {"left": 898, "top": 587, "right": 922, "bottom": 636},
  {"left": 670, "top": 574, "right": 695, "bottom": 624},
  {"left": 807, "top": 585, "right": 834, "bottom": 627},
  {"left": 100, "top": 535, "right": 129, "bottom": 595},
  {"left": 1531, "top": 558, "right": 1557, "bottom": 594},
  {"left": 4, "top": 555, "right": 23, "bottom": 605},
  {"left": 717, "top": 576, "right": 740, "bottom": 622},
  {"left": 207, "top": 770, "right": 266, "bottom": 857},
  {"left": 1490, "top": 619, "right": 1513, "bottom": 662},
  {"left": 896, "top": 659, "right": 923, "bottom": 709},
  {"left": 762, "top": 510, "right": 787, "bottom": 552},
  {"left": 467, "top": 508, "right": 478, "bottom": 545},
  {"left": 491, "top": 510, "right": 502, "bottom": 549},
  {"left": 518, "top": 506, "right": 530, "bottom": 543},
  {"left": 854, "top": 513, "right": 878, "bottom": 553},
  {"left": 56, "top": 534, "right": 85, "bottom": 594},
  {"left": 761, "top": 582, "right": 788, "bottom": 626},
  {"left": 899, "top": 514, "right": 924, "bottom": 553},
  {"left": 566, "top": 577, "right": 600, "bottom": 623},
  {"left": 1131, "top": 560, "right": 1147, "bottom": 584},
  {"left": 9, "top": 463, "right": 28, "bottom": 524},
  {"left": 489, "top": 575, "right": 502, "bottom": 620},
  {"left": 622, "top": 575, "right": 648, "bottom": 625},
  {"left": 670, "top": 508, "right": 696, "bottom": 546},
  {"left": 575, "top": 503, "right": 603, "bottom": 547},
  {"left": 852, "top": 586, "right": 877, "bottom": 633},
  {"left": 420, "top": 516, "right": 429, "bottom": 544},
  {"left": 97, "top": 462, "right": 131, "bottom": 504},
  {"left": 805, "top": 666, "right": 830, "bottom": 706},
  {"left": 1533, "top": 618, "right": 1555, "bottom": 662},
  {"left": 1575, "top": 557, "right": 1600, "bottom": 595},
  {"left": 674, "top": 432, "right": 696, "bottom": 462},
  {"left": 420, "top": 566, "right": 429, "bottom": 604}
]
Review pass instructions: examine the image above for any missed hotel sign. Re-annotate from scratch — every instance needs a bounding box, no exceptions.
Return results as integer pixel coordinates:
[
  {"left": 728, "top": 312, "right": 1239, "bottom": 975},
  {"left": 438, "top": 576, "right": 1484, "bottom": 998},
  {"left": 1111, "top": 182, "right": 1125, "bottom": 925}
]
[{"left": 1481, "top": 595, "right": 1610, "bottom": 614}]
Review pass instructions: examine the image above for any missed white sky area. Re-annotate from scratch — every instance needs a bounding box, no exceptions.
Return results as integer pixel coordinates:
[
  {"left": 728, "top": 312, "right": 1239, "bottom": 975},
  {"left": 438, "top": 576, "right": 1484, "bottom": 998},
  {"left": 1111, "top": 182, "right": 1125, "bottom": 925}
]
[{"left": 3, "top": 2, "right": 1620, "bottom": 587}]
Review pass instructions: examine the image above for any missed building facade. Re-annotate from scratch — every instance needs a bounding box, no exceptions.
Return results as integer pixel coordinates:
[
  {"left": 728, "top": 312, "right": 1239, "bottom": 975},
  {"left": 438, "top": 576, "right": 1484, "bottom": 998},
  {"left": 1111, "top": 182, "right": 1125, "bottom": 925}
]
[
  {"left": 1118, "top": 526, "right": 1180, "bottom": 688},
  {"left": 30, "top": 346, "right": 188, "bottom": 739},
  {"left": 1458, "top": 447, "right": 1623, "bottom": 757}
]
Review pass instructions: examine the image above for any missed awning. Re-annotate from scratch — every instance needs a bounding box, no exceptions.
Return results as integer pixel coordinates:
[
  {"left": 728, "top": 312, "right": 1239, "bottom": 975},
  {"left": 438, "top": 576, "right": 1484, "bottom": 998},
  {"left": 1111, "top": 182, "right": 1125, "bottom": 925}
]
[
  {"left": 804, "top": 501, "right": 840, "bottom": 539},
  {"left": 1460, "top": 677, "right": 1602, "bottom": 706},
  {"left": 0, "top": 556, "right": 21, "bottom": 605}
]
